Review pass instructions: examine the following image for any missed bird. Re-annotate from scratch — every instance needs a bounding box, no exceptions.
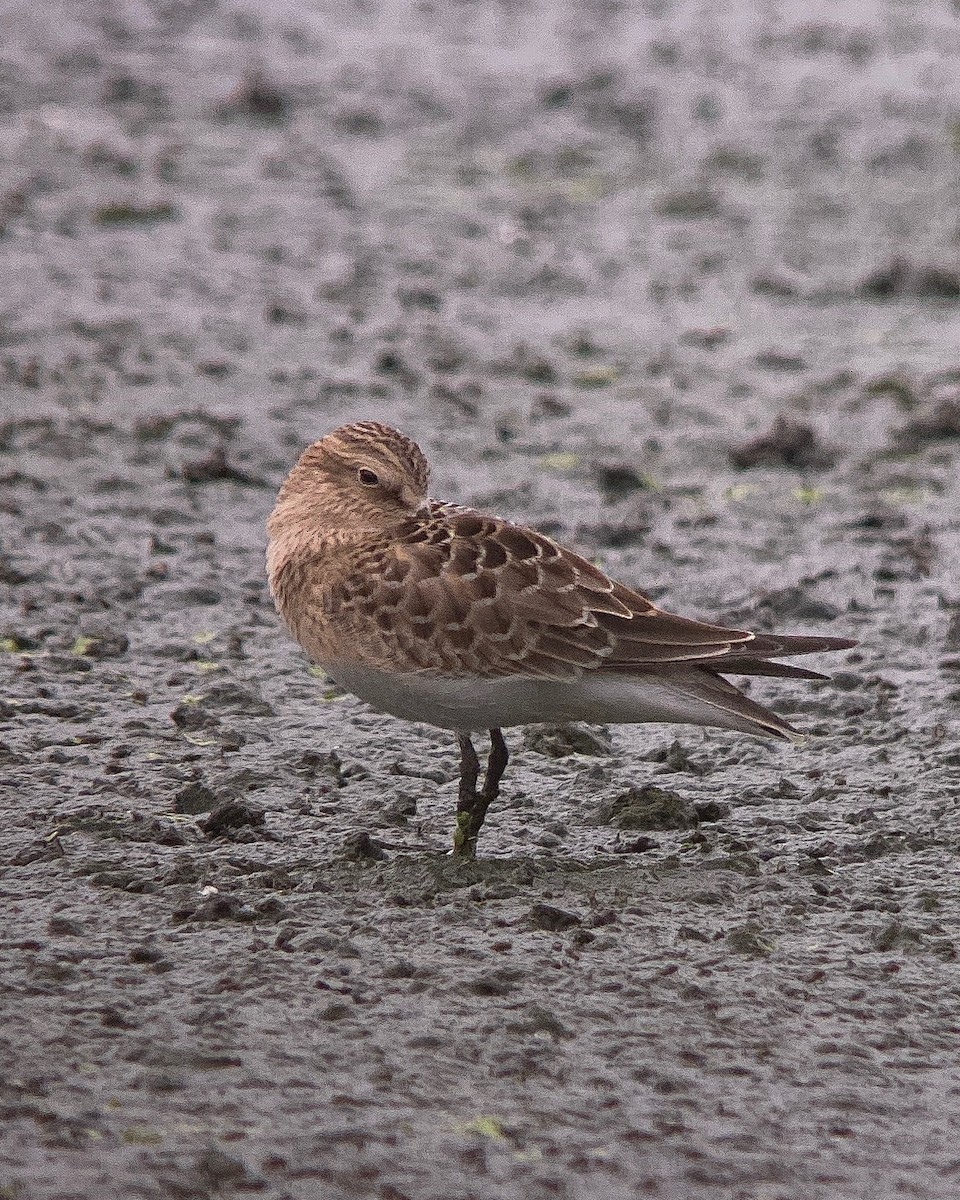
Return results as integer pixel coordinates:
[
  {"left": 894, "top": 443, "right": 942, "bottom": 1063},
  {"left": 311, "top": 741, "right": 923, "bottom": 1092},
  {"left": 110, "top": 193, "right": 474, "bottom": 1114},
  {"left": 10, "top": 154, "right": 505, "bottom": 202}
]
[{"left": 267, "top": 421, "right": 857, "bottom": 859}]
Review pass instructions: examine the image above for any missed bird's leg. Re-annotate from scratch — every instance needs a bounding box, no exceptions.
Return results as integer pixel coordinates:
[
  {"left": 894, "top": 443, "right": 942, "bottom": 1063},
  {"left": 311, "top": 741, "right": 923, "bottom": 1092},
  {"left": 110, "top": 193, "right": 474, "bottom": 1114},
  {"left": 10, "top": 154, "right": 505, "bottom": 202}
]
[
  {"left": 482, "top": 728, "right": 509, "bottom": 806},
  {"left": 453, "top": 733, "right": 481, "bottom": 858},
  {"left": 452, "top": 728, "right": 508, "bottom": 860}
]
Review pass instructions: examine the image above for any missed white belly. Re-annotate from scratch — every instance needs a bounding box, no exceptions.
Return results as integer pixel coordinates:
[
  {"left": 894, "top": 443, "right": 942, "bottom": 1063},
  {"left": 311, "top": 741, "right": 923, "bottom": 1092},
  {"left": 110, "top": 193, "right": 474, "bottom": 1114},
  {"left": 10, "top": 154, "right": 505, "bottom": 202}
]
[{"left": 324, "top": 662, "right": 758, "bottom": 736}]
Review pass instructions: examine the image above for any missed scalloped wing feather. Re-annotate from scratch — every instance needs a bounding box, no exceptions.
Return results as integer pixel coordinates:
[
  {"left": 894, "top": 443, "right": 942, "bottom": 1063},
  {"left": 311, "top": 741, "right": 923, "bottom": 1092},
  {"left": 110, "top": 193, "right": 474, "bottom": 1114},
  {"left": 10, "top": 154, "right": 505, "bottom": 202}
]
[{"left": 307, "top": 505, "right": 854, "bottom": 683}]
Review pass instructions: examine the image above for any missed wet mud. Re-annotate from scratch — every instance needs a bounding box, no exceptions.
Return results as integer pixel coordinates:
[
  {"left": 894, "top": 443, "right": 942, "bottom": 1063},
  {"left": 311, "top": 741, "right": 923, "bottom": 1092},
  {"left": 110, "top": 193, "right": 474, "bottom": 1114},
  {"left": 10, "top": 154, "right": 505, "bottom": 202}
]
[{"left": 2, "top": 3, "right": 960, "bottom": 1198}]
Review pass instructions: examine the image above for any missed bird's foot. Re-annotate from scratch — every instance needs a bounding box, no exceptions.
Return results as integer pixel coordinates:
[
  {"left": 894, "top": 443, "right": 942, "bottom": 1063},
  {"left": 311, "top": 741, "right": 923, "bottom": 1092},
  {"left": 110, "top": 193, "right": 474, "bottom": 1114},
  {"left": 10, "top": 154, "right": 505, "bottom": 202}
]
[{"left": 452, "top": 804, "right": 480, "bottom": 860}]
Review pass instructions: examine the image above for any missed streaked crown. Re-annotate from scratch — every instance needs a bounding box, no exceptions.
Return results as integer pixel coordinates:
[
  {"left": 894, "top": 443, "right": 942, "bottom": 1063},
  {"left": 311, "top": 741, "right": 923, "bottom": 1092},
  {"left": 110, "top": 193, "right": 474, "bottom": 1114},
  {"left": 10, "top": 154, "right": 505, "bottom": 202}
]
[
  {"left": 322, "top": 422, "right": 430, "bottom": 494},
  {"left": 270, "top": 422, "right": 430, "bottom": 537}
]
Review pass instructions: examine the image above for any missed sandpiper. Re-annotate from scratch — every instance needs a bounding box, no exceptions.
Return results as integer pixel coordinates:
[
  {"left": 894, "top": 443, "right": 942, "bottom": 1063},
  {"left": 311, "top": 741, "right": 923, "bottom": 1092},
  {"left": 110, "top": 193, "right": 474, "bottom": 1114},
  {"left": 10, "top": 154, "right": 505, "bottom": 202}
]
[{"left": 267, "top": 421, "right": 856, "bottom": 858}]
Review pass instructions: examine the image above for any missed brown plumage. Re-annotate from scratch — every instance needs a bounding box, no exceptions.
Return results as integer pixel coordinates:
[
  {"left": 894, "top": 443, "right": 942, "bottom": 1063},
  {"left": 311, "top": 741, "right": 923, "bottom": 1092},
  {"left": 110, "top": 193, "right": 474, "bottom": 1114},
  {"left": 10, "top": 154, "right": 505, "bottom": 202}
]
[{"left": 268, "top": 421, "right": 857, "bottom": 857}]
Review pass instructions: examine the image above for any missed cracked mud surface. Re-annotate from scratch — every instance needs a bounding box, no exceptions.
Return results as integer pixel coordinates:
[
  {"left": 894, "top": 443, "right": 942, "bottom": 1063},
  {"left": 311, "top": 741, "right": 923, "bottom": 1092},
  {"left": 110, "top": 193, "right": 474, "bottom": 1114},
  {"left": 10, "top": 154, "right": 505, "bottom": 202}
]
[{"left": 2, "top": 3, "right": 960, "bottom": 1198}]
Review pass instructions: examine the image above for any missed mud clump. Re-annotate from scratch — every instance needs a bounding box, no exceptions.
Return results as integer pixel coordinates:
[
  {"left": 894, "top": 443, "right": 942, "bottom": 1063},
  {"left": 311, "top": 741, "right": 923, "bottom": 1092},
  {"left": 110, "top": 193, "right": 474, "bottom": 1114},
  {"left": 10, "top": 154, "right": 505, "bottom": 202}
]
[
  {"left": 644, "top": 739, "right": 711, "bottom": 776},
  {"left": 593, "top": 461, "right": 656, "bottom": 502},
  {"left": 599, "top": 785, "right": 698, "bottom": 830},
  {"left": 859, "top": 258, "right": 960, "bottom": 301},
  {"left": 179, "top": 445, "right": 262, "bottom": 486},
  {"left": 896, "top": 395, "right": 960, "bottom": 449},
  {"left": 217, "top": 71, "right": 292, "bottom": 123},
  {"left": 174, "top": 781, "right": 218, "bottom": 814},
  {"left": 199, "top": 799, "right": 267, "bottom": 838},
  {"left": 523, "top": 723, "right": 613, "bottom": 757},
  {"left": 528, "top": 902, "right": 582, "bottom": 931},
  {"left": 339, "top": 829, "right": 387, "bottom": 861},
  {"left": 729, "top": 416, "right": 836, "bottom": 470},
  {"left": 726, "top": 924, "right": 774, "bottom": 957}
]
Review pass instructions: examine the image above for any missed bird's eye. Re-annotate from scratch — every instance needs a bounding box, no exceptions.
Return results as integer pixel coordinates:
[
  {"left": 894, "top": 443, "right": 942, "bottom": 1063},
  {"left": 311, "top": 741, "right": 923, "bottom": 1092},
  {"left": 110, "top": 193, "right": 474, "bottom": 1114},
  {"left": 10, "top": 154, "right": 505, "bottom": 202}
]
[{"left": 357, "top": 467, "right": 380, "bottom": 487}]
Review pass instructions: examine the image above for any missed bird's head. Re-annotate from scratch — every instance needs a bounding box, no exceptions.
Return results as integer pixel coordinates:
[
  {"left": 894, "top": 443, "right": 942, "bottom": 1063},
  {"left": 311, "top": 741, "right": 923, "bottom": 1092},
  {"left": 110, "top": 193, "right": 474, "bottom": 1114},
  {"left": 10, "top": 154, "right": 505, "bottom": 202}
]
[{"left": 268, "top": 421, "right": 430, "bottom": 543}]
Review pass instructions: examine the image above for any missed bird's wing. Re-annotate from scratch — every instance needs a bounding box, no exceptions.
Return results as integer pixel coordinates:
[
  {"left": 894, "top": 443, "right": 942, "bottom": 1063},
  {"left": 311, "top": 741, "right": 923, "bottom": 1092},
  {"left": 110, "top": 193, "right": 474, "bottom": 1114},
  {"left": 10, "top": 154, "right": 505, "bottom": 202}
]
[
  {"left": 323, "top": 507, "right": 854, "bottom": 680},
  {"left": 326, "top": 508, "right": 822, "bottom": 679}
]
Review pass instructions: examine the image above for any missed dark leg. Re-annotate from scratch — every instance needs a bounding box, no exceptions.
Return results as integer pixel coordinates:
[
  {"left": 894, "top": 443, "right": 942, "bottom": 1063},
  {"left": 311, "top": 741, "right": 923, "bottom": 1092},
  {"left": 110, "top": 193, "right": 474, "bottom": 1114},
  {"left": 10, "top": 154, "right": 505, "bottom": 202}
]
[
  {"left": 453, "top": 733, "right": 480, "bottom": 859},
  {"left": 452, "top": 728, "right": 509, "bottom": 860},
  {"left": 456, "top": 733, "right": 480, "bottom": 808},
  {"left": 482, "top": 728, "right": 509, "bottom": 804}
]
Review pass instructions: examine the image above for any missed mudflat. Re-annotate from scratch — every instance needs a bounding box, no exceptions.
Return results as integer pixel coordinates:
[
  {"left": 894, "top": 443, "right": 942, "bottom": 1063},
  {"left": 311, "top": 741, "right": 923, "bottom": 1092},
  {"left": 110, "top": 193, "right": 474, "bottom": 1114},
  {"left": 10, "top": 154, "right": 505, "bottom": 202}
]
[{"left": 2, "top": 4, "right": 960, "bottom": 1198}]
